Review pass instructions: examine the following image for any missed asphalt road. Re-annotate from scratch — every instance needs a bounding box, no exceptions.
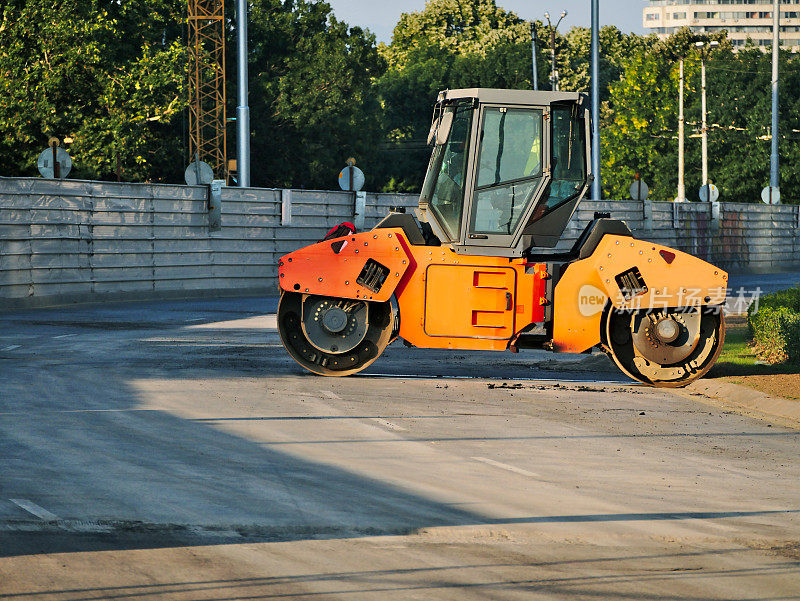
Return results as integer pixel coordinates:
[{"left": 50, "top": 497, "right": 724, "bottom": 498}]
[{"left": 0, "top": 297, "right": 798, "bottom": 600}]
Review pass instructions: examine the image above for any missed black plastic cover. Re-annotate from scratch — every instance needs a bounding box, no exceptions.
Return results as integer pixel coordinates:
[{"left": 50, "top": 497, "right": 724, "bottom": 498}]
[
  {"left": 372, "top": 212, "right": 431, "bottom": 246},
  {"left": 572, "top": 218, "right": 633, "bottom": 260}
]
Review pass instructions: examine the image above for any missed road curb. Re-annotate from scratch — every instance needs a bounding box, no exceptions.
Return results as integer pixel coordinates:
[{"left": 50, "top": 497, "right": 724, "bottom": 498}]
[{"left": 684, "top": 379, "right": 800, "bottom": 427}]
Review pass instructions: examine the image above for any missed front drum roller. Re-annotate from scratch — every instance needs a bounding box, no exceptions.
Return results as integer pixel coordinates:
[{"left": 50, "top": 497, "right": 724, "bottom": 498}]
[
  {"left": 603, "top": 306, "right": 725, "bottom": 388},
  {"left": 278, "top": 291, "right": 397, "bottom": 376}
]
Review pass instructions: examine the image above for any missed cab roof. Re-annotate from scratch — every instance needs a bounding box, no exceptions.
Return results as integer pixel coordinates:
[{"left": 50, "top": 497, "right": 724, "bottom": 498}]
[{"left": 437, "top": 88, "right": 584, "bottom": 106}]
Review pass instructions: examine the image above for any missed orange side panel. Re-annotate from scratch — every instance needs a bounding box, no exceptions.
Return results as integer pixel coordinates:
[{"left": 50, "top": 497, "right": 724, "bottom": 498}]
[
  {"left": 423, "top": 265, "right": 516, "bottom": 338},
  {"left": 278, "top": 229, "right": 412, "bottom": 303},
  {"left": 278, "top": 228, "right": 549, "bottom": 351},
  {"left": 552, "top": 259, "right": 605, "bottom": 354},
  {"left": 552, "top": 235, "right": 728, "bottom": 353},
  {"left": 395, "top": 246, "right": 546, "bottom": 350},
  {"left": 594, "top": 236, "right": 728, "bottom": 310}
]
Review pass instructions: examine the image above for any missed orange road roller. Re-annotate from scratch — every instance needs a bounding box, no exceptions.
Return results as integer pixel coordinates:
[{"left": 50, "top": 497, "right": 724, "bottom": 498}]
[{"left": 277, "top": 88, "right": 727, "bottom": 387}]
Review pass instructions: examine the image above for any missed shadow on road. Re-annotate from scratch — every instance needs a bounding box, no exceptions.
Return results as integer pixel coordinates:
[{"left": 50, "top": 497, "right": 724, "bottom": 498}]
[{"left": 0, "top": 299, "right": 797, "bottom": 565}]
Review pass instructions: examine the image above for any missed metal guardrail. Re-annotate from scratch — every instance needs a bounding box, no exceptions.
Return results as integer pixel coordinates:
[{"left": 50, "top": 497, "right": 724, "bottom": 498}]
[{"left": 1, "top": 176, "right": 798, "bottom": 308}]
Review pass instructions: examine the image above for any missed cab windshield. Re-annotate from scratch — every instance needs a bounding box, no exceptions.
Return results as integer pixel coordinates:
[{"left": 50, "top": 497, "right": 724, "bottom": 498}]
[
  {"left": 420, "top": 100, "right": 473, "bottom": 240},
  {"left": 471, "top": 107, "right": 543, "bottom": 235}
]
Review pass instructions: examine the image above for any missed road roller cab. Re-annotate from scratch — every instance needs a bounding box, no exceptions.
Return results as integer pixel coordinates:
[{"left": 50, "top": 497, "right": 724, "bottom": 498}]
[{"left": 277, "top": 88, "right": 727, "bottom": 387}]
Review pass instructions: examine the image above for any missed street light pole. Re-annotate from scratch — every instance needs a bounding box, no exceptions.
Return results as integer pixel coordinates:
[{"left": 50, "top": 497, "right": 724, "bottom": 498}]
[
  {"left": 676, "top": 58, "right": 686, "bottom": 202},
  {"left": 701, "top": 55, "right": 708, "bottom": 193},
  {"left": 590, "top": 0, "right": 601, "bottom": 201},
  {"left": 531, "top": 22, "right": 539, "bottom": 91},
  {"left": 695, "top": 39, "right": 718, "bottom": 201},
  {"left": 550, "top": 25, "right": 557, "bottom": 91},
  {"left": 544, "top": 10, "right": 567, "bottom": 92},
  {"left": 770, "top": 0, "right": 780, "bottom": 196},
  {"left": 236, "top": 0, "right": 250, "bottom": 188}
]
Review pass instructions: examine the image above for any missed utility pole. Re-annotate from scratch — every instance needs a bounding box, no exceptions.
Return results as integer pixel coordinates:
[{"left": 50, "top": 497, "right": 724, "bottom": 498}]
[
  {"left": 695, "top": 39, "right": 718, "bottom": 200},
  {"left": 550, "top": 23, "right": 556, "bottom": 91},
  {"left": 590, "top": 0, "right": 600, "bottom": 201},
  {"left": 676, "top": 58, "right": 686, "bottom": 202},
  {"left": 700, "top": 55, "right": 708, "bottom": 194},
  {"left": 236, "top": 0, "right": 250, "bottom": 187},
  {"left": 770, "top": 0, "right": 780, "bottom": 198},
  {"left": 544, "top": 10, "right": 567, "bottom": 92},
  {"left": 531, "top": 22, "right": 539, "bottom": 91}
]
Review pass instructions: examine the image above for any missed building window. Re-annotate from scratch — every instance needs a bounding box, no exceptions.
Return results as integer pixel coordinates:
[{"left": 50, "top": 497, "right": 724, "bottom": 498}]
[
  {"left": 673, "top": 11, "right": 687, "bottom": 18},
  {"left": 646, "top": 12, "right": 660, "bottom": 20}
]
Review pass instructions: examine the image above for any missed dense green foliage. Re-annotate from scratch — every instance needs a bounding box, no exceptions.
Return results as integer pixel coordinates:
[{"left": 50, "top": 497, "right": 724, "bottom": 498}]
[
  {"left": 0, "top": 0, "right": 797, "bottom": 201},
  {"left": 748, "top": 288, "right": 800, "bottom": 363},
  {"left": 247, "top": 0, "right": 384, "bottom": 188},
  {"left": 375, "top": 0, "right": 535, "bottom": 191},
  {"left": 0, "top": 0, "right": 189, "bottom": 182},
  {"left": 603, "top": 30, "right": 800, "bottom": 202}
]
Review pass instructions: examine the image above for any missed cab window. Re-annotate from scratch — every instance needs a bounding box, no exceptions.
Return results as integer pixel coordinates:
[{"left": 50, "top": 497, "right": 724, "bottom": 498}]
[
  {"left": 420, "top": 102, "right": 473, "bottom": 240},
  {"left": 471, "top": 108, "right": 543, "bottom": 235},
  {"left": 538, "top": 107, "right": 586, "bottom": 215}
]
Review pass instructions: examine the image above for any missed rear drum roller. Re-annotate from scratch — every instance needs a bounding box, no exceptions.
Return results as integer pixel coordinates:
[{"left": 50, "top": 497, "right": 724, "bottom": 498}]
[
  {"left": 278, "top": 292, "right": 397, "bottom": 376},
  {"left": 603, "top": 306, "right": 725, "bottom": 387}
]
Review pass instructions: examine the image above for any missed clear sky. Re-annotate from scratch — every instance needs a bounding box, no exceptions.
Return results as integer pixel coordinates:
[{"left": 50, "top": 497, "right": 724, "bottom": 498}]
[{"left": 325, "top": 0, "right": 648, "bottom": 44}]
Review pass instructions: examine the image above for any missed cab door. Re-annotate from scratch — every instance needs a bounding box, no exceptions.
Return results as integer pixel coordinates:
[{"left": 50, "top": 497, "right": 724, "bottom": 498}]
[
  {"left": 463, "top": 104, "right": 549, "bottom": 249},
  {"left": 423, "top": 265, "right": 516, "bottom": 339}
]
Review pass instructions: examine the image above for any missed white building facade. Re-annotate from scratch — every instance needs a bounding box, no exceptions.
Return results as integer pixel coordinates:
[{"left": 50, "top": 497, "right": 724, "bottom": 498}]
[{"left": 642, "top": 0, "right": 800, "bottom": 49}]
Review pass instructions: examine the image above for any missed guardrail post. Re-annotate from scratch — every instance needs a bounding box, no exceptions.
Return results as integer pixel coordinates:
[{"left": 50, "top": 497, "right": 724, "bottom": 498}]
[
  {"left": 710, "top": 200, "right": 720, "bottom": 233},
  {"left": 354, "top": 191, "right": 366, "bottom": 230},
  {"left": 208, "top": 180, "right": 223, "bottom": 232},
  {"left": 642, "top": 197, "right": 653, "bottom": 231},
  {"left": 281, "top": 189, "right": 292, "bottom": 225}
]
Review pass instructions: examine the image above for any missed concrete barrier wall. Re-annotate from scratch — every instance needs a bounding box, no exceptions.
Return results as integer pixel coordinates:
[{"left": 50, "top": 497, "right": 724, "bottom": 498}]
[
  {"left": 1, "top": 176, "right": 798, "bottom": 309},
  {"left": 564, "top": 198, "right": 800, "bottom": 274},
  {"left": 0, "top": 178, "right": 417, "bottom": 309}
]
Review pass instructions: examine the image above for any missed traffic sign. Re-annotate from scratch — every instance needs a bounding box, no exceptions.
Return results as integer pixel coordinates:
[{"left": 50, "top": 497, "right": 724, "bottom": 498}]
[
  {"left": 37, "top": 146, "right": 72, "bottom": 179},
  {"left": 761, "top": 186, "right": 780, "bottom": 205},
  {"left": 698, "top": 183, "right": 719, "bottom": 202},
  {"left": 185, "top": 160, "right": 214, "bottom": 186},
  {"left": 629, "top": 178, "right": 649, "bottom": 201},
  {"left": 338, "top": 165, "right": 365, "bottom": 192}
]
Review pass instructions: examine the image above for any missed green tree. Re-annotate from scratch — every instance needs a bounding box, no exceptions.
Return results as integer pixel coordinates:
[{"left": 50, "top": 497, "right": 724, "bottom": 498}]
[
  {"left": 601, "top": 29, "right": 726, "bottom": 201},
  {"left": 0, "top": 0, "right": 188, "bottom": 182},
  {"left": 375, "top": 0, "right": 535, "bottom": 192},
  {"left": 601, "top": 27, "right": 800, "bottom": 203},
  {"left": 246, "top": 0, "right": 384, "bottom": 189},
  {"left": 385, "top": 0, "right": 529, "bottom": 64},
  {"left": 558, "top": 26, "right": 655, "bottom": 100},
  {"left": 693, "top": 46, "right": 800, "bottom": 203}
]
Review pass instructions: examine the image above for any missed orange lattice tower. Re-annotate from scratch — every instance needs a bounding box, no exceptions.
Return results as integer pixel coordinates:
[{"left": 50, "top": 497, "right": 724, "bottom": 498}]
[{"left": 188, "top": 0, "right": 227, "bottom": 180}]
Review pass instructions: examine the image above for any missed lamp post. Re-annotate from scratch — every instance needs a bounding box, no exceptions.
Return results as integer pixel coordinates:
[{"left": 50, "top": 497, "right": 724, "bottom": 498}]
[
  {"left": 695, "top": 39, "right": 719, "bottom": 201},
  {"left": 590, "top": 0, "right": 600, "bottom": 201},
  {"left": 676, "top": 57, "right": 686, "bottom": 202},
  {"left": 543, "top": 10, "right": 567, "bottom": 91},
  {"left": 531, "top": 22, "right": 539, "bottom": 91},
  {"left": 236, "top": 0, "right": 250, "bottom": 188},
  {"left": 769, "top": 0, "right": 780, "bottom": 201}
]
